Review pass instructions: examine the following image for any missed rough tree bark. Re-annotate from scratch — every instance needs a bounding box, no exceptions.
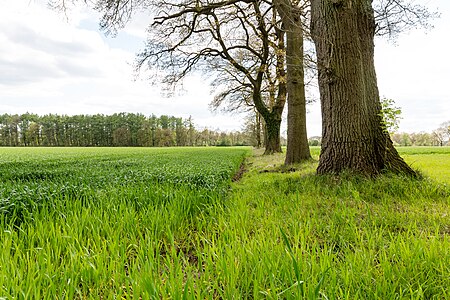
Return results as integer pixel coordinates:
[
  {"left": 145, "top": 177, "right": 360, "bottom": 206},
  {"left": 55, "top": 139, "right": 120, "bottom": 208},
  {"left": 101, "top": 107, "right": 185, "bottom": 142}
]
[
  {"left": 310, "top": 0, "right": 415, "bottom": 176},
  {"left": 275, "top": 0, "right": 312, "bottom": 164},
  {"left": 264, "top": 114, "right": 282, "bottom": 154},
  {"left": 254, "top": 85, "right": 284, "bottom": 154}
]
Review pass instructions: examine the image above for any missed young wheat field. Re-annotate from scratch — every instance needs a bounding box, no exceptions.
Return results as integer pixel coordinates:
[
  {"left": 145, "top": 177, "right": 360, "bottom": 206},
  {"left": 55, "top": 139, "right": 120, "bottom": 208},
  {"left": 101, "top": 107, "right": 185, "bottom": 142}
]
[{"left": 0, "top": 146, "right": 449, "bottom": 299}]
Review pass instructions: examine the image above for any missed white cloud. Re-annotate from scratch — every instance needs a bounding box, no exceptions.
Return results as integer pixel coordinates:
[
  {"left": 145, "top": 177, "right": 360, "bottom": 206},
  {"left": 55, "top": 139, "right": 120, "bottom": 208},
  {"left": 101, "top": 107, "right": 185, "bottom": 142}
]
[{"left": 0, "top": 0, "right": 236, "bottom": 130}]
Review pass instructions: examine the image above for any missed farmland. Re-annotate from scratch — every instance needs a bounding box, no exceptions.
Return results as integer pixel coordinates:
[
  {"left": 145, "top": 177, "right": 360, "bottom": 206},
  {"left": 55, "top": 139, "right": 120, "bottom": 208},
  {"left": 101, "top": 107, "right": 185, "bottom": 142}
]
[
  {"left": 399, "top": 146, "right": 450, "bottom": 182},
  {"left": 1, "top": 146, "right": 449, "bottom": 299},
  {"left": 0, "top": 147, "right": 249, "bottom": 298}
]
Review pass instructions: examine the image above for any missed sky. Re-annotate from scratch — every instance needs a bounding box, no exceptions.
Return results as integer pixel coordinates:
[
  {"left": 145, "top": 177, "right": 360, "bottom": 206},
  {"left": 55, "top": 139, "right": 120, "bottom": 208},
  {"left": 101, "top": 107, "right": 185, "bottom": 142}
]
[{"left": 0, "top": 0, "right": 449, "bottom": 137}]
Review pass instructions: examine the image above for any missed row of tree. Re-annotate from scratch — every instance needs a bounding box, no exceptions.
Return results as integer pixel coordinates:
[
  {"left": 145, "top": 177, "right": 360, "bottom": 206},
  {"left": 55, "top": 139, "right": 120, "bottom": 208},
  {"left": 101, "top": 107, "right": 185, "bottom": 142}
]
[
  {"left": 392, "top": 122, "right": 450, "bottom": 147},
  {"left": 0, "top": 113, "right": 253, "bottom": 147},
  {"left": 308, "top": 121, "right": 450, "bottom": 147},
  {"left": 50, "top": 0, "right": 437, "bottom": 176}
]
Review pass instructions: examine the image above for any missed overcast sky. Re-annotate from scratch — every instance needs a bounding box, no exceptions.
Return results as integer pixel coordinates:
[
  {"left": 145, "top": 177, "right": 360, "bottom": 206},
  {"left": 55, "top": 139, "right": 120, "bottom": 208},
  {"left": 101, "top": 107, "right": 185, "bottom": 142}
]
[{"left": 0, "top": 0, "right": 449, "bottom": 136}]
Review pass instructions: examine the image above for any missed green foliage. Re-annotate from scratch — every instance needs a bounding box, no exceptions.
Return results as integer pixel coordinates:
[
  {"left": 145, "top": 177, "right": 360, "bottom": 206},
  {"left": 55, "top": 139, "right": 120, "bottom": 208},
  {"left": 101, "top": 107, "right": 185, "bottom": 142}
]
[
  {"left": 0, "top": 113, "right": 252, "bottom": 147},
  {"left": 308, "top": 137, "right": 321, "bottom": 147},
  {"left": 0, "top": 147, "right": 449, "bottom": 299},
  {"left": 380, "top": 97, "right": 403, "bottom": 133}
]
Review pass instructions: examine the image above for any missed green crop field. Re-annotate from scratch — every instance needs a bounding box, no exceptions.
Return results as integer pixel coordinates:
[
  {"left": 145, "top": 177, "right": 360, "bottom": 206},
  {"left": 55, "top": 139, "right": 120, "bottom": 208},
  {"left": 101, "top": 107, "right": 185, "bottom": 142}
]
[
  {"left": 0, "top": 147, "right": 249, "bottom": 298},
  {"left": 397, "top": 147, "right": 450, "bottom": 182},
  {"left": 0, "top": 146, "right": 449, "bottom": 299}
]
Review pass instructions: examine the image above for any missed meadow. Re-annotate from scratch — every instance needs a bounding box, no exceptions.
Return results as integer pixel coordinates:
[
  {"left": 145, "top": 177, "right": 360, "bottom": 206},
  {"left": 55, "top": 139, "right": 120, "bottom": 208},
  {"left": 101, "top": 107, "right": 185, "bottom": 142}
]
[
  {"left": 398, "top": 146, "right": 450, "bottom": 182},
  {"left": 0, "top": 146, "right": 449, "bottom": 299}
]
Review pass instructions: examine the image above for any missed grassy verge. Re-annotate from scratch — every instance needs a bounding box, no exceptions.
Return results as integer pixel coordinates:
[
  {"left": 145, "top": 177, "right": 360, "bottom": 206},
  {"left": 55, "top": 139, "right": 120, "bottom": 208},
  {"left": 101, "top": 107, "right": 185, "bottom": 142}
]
[{"left": 189, "top": 149, "right": 449, "bottom": 299}]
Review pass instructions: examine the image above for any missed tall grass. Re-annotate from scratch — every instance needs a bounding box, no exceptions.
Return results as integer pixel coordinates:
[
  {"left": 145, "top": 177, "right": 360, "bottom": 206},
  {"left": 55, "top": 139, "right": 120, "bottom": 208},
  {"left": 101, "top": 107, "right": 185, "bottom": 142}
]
[
  {"left": 0, "top": 147, "right": 249, "bottom": 298},
  {"left": 0, "top": 146, "right": 449, "bottom": 298}
]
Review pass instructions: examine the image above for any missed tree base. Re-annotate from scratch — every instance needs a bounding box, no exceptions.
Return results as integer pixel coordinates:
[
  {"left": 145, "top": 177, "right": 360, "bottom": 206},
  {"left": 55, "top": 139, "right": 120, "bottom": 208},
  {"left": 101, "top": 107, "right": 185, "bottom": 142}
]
[
  {"left": 317, "top": 138, "right": 417, "bottom": 177},
  {"left": 263, "top": 147, "right": 283, "bottom": 155}
]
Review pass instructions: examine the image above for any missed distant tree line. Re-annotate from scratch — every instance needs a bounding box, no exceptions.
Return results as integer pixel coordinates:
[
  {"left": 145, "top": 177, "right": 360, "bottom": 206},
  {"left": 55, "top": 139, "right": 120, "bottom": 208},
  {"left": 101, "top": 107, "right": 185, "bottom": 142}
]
[
  {"left": 390, "top": 132, "right": 440, "bottom": 147},
  {"left": 391, "top": 123, "right": 450, "bottom": 147},
  {"left": 0, "top": 113, "right": 254, "bottom": 147},
  {"left": 307, "top": 121, "right": 450, "bottom": 147}
]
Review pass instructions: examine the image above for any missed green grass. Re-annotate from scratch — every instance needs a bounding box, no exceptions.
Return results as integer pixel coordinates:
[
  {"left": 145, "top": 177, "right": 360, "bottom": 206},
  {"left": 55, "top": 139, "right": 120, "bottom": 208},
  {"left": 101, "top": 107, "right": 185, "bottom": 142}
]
[
  {"left": 200, "top": 147, "right": 449, "bottom": 299},
  {"left": 0, "top": 147, "right": 249, "bottom": 298},
  {"left": 0, "top": 146, "right": 449, "bottom": 299},
  {"left": 397, "top": 146, "right": 450, "bottom": 182}
]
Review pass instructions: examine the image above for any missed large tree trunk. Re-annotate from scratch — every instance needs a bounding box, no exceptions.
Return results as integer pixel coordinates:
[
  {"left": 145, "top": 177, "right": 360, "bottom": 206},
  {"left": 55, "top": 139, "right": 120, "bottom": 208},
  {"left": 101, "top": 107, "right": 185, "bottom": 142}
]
[
  {"left": 311, "top": 0, "right": 415, "bottom": 176},
  {"left": 264, "top": 114, "right": 282, "bottom": 154},
  {"left": 276, "top": 1, "right": 312, "bottom": 165}
]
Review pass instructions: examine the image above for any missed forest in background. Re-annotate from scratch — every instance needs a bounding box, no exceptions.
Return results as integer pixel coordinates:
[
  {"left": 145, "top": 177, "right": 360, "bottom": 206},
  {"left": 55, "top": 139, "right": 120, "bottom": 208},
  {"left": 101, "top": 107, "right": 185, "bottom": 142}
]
[
  {"left": 1, "top": 112, "right": 447, "bottom": 148},
  {"left": 0, "top": 113, "right": 258, "bottom": 147}
]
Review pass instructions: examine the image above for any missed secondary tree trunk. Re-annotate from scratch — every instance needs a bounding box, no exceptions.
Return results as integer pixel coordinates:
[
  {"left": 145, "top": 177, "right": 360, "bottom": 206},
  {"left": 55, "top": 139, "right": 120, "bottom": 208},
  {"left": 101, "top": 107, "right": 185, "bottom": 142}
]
[
  {"left": 255, "top": 111, "right": 262, "bottom": 148},
  {"left": 276, "top": 0, "right": 312, "bottom": 164},
  {"left": 264, "top": 113, "right": 282, "bottom": 154},
  {"left": 310, "top": 0, "right": 415, "bottom": 176},
  {"left": 252, "top": 87, "right": 284, "bottom": 154},
  {"left": 251, "top": 34, "right": 286, "bottom": 155}
]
